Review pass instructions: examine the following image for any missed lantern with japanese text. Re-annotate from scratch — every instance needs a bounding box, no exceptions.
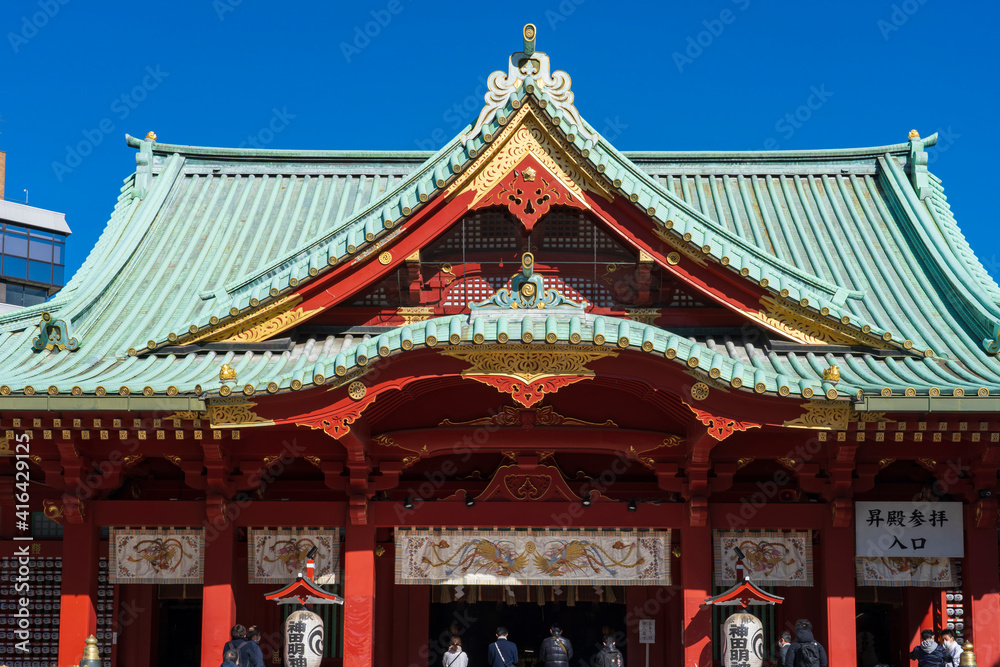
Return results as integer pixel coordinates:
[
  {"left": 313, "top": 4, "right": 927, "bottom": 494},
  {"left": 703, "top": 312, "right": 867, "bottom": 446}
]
[
  {"left": 722, "top": 613, "right": 764, "bottom": 667},
  {"left": 284, "top": 609, "right": 324, "bottom": 667}
]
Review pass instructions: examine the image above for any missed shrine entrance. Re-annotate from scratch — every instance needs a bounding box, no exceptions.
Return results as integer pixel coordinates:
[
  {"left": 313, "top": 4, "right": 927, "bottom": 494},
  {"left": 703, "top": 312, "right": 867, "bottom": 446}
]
[
  {"left": 157, "top": 598, "right": 202, "bottom": 667},
  {"left": 429, "top": 588, "right": 626, "bottom": 667}
]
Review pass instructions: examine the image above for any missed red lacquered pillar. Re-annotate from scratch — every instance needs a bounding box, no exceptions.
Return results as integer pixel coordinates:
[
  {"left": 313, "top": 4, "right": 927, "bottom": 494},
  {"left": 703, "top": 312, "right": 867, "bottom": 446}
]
[
  {"left": 201, "top": 522, "right": 236, "bottom": 667},
  {"left": 344, "top": 519, "right": 376, "bottom": 667},
  {"left": 682, "top": 525, "right": 712, "bottom": 667},
  {"left": 57, "top": 518, "right": 99, "bottom": 665}
]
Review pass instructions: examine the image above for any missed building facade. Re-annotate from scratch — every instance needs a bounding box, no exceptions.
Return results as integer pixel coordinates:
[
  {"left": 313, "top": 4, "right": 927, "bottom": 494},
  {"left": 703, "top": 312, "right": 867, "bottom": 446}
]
[
  {"left": 0, "top": 154, "right": 71, "bottom": 313},
  {"left": 2, "top": 26, "right": 999, "bottom": 667}
]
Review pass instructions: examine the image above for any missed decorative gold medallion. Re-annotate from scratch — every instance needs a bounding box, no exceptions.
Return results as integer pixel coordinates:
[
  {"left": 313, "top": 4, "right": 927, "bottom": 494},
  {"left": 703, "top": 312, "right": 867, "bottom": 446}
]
[
  {"left": 348, "top": 381, "right": 367, "bottom": 400},
  {"left": 378, "top": 251, "right": 392, "bottom": 265}
]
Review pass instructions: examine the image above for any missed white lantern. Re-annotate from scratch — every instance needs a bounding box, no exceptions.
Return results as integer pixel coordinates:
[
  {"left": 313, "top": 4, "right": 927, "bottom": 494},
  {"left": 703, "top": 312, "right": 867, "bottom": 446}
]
[
  {"left": 721, "top": 612, "right": 764, "bottom": 667},
  {"left": 284, "top": 608, "right": 324, "bottom": 667}
]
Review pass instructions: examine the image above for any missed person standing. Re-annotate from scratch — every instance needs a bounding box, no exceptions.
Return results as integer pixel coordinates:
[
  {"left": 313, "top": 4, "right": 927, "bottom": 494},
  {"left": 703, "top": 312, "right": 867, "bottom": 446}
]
[
  {"left": 909, "top": 629, "right": 947, "bottom": 667},
  {"left": 783, "top": 619, "right": 828, "bottom": 667},
  {"left": 240, "top": 625, "right": 264, "bottom": 667},
  {"left": 778, "top": 631, "right": 792, "bottom": 666},
  {"left": 595, "top": 634, "right": 623, "bottom": 667},
  {"left": 443, "top": 636, "right": 469, "bottom": 667},
  {"left": 223, "top": 625, "right": 248, "bottom": 666},
  {"left": 221, "top": 648, "right": 240, "bottom": 667},
  {"left": 488, "top": 627, "right": 518, "bottom": 667},
  {"left": 540, "top": 625, "right": 573, "bottom": 667},
  {"left": 939, "top": 630, "right": 962, "bottom": 667}
]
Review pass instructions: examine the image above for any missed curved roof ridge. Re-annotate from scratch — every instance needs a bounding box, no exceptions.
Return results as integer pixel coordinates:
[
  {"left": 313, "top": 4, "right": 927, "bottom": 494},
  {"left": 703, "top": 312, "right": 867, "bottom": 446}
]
[
  {"left": 624, "top": 133, "right": 938, "bottom": 163},
  {"left": 879, "top": 155, "right": 1000, "bottom": 355}
]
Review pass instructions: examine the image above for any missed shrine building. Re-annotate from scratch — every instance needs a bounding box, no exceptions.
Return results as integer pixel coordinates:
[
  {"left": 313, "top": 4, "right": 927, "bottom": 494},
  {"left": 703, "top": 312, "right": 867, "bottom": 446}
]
[{"left": 2, "top": 24, "right": 999, "bottom": 667}]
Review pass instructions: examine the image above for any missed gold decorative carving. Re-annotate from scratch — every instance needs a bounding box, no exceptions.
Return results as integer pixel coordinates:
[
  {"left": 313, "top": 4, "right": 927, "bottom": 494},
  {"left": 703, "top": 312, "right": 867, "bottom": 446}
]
[
  {"left": 378, "top": 251, "right": 392, "bottom": 265},
  {"left": 690, "top": 382, "right": 710, "bottom": 401},
  {"left": 754, "top": 297, "right": 892, "bottom": 348},
  {"left": 736, "top": 457, "right": 755, "bottom": 469},
  {"left": 164, "top": 455, "right": 182, "bottom": 467},
  {"left": 207, "top": 399, "right": 273, "bottom": 428},
  {"left": 782, "top": 400, "right": 851, "bottom": 430},
  {"left": 624, "top": 308, "right": 660, "bottom": 325},
  {"left": 822, "top": 364, "right": 841, "bottom": 382},
  {"left": 219, "top": 364, "right": 237, "bottom": 382},
  {"left": 878, "top": 458, "right": 895, "bottom": 469},
  {"left": 776, "top": 457, "right": 798, "bottom": 470},
  {"left": 628, "top": 434, "right": 684, "bottom": 470},
  {"left": 347, "top": 381, "right": 367, "bottom": 400},
  {"left": 304, "top": 456, "right": 322, "bottom": 468},
  {"left": 439, "top": 344, "right": 616, "bottom": 382},
  {"left": 42, "top": 499, "right": 64, "bottom": 525},
  {"left": 439, "top": 405, "right": 617, "bottom": 428},
  {"left": 396, "top": 306, "right": 435, "bottom": 325},
  {"left": 446, "top": 105, "right": 612, "bottom": 205},
  {"left": 166, "top": 411, "right": 209, "bottom": 422},
  {"left": 374, "top": 433, "right": 425, "bottom": 468},
  {"left": 916, "top": 458, "right": 937, "bottom": 471}
]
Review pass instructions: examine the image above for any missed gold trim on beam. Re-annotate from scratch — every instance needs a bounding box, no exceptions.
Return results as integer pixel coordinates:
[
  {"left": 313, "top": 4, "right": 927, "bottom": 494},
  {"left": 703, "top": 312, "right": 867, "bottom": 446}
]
[
  {"left": 439, "top": 344, "right": 617, "bottom": 382},
  {"left": 207, "top": 398, "right": 274, "bottom": 429}
]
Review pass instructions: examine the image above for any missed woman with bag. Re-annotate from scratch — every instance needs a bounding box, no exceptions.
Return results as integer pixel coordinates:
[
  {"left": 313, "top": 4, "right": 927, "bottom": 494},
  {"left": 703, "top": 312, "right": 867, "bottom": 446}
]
[{"left": 444, "top": 636, "right": 469, "bottom": 667}]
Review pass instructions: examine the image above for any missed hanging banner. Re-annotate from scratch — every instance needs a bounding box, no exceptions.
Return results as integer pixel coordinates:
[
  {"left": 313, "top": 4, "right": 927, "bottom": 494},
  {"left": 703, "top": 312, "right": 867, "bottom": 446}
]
[
  {"left": 109, "top": 528, "right": 203, "bottom": 584},
  {"left": 714, "top": 531, "right": 812, "bottom": 587},
  {"left": 395, "top": 529, "right": 671, "bottom": 586},
  {"left": 855, "top": 502, "right": 963, "bottom": 557},
  {"left": 248, "top": 529, "right": 339, "bottom": 584},
  {"left": 855, "top": 557, "right": 957, "bottom": 587},
  {"left": 721, "top": 613, "right": 765, "bottom": 667}
]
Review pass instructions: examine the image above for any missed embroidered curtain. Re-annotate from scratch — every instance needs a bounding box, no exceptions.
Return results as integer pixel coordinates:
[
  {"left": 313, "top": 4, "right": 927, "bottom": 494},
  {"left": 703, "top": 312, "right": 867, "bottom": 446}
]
[
  {"left": 248, "top": 529, "right": 340, "bottom": 584},
  {"left": 395, "top": 529, "right": 671, "bottom": 586},
  {"left": 855, "top": 557, "right": 957, "bottom": 587},
  {"left": 109, "top": 528, "right": 203, "bottom": 584},
  {"left": 714, "top": 530, "right": 813, "bottom": 587}
]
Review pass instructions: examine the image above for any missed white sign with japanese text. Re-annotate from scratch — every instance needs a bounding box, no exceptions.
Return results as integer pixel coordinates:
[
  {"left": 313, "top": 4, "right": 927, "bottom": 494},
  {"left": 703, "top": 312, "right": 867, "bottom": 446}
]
[
  {"left": 639, "top": 619, "right": 655, "bottom": 644},
  {"left": 855, "top": 502, "right": 964, "bottom": 558}
]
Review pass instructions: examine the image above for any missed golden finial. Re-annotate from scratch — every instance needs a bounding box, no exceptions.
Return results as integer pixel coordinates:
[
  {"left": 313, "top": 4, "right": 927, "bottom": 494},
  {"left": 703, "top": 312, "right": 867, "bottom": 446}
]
[
  {"left": 521, "top": 166, "right": 536, "bottom": 182},
  {"left": 145, "top": 131, "right": 157, "bottom": 141},
  {"left": 81, "top": 635, "right": 101, "bottom": 664},
  {"left": 822, "top": 364, "right": 841, "bottom": 383},
  {"left": 960, "top": 641, "right": 976, "bottom": 667},
  {"left": 907, "top": 129, "right": 920, "bottom": 140},
  {"left": 219, "top": 364, "right": 237, "bottom": 383}
]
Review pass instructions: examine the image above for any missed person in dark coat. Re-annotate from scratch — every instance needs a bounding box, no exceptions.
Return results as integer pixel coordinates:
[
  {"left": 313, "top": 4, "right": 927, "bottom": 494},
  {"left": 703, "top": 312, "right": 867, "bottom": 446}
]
[
  {"left": 595, "top": 634, "right": 624, "bottom": 667},
  {"left": 910, "top": 629, "right": 947, "bottom": 667},
  {"left": 240, "top": 625, "right": 265, "bottom": 667},
  {"left": 540, "top": 625, "right": 573, "bottom": 667},
  {"left": 223, "top": 625, "right": 248, "bottom": 666},
  {"left": 487, "top": 627, "right": 518, "bottom": 667},
  {"left": 783, "top": 619, "right": 828, "bottom": 667},
  {"left": 221, "top": 648, "right": 239, "bottom": 667},
  {"left": 779, "top": 631, "right": 792, "bottom": 666}
]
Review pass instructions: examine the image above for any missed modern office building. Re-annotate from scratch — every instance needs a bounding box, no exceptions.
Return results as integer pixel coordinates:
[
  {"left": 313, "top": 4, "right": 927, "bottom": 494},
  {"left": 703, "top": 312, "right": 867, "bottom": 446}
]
[{"left": 0, "top": 152, "right": 71, "bottom": 312}]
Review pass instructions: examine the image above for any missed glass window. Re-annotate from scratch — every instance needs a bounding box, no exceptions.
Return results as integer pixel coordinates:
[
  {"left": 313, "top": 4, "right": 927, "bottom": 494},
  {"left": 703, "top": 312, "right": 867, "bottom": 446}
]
[
  {"left": 28, "top": 260, "right": 52, "bottom": 284},
  {"left": 23, "top": 286, "right": 47, "bottom": 307},
  {"left": 4, "top": 225, "right": 27, "bottom": 235},
  {"left": 3, "top": 233, "right": 27, "bottom": 258},
  {"left": 2, "top": 256, "right": 27, "bottom": 279},
  {"left": 52, "top": 243, "right": 63, "bottom": 265},
  {"left": 29, "top": 229, "right": 53, "bottom": 239},
  {"left": 4, "top": 282, "right": 23, "bottom": 305},
  {"left": 29, "top": 239, "right": 52, "bottom": 262},
  {"left": 53, "top": 265, "right": 65, "bottom": 286}
]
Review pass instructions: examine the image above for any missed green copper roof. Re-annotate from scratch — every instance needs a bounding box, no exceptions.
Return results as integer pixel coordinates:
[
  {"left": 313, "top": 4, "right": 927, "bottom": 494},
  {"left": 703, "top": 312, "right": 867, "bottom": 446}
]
[{"left": 0, "top": 43, "right": 998, "bottom": 408}]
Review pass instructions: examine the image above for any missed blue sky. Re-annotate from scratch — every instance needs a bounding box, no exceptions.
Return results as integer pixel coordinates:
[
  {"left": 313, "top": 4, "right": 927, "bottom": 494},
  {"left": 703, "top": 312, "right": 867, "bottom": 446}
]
[{"left": 2, "top": 0, "right": 997, "bottom": 282}]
